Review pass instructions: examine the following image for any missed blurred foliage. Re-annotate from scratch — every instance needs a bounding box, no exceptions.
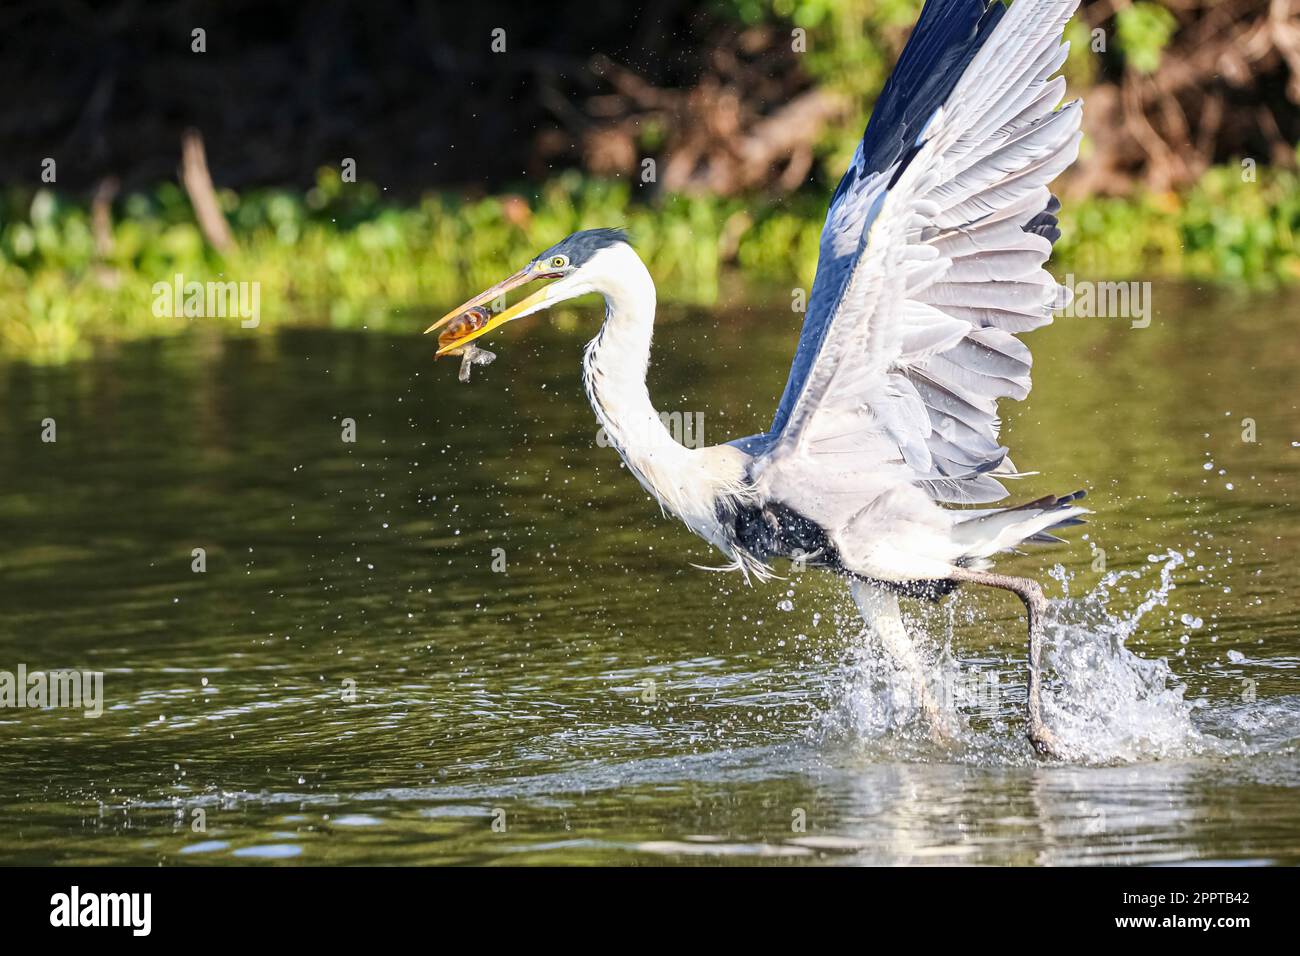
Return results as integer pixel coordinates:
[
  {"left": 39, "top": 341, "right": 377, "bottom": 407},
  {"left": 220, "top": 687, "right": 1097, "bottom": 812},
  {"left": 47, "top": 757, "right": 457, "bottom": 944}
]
[
  {"left": 716, "top": 0, "right": 1189, "bottom": 183},
  {"left": 3, "top": 1, "right": 1293, "bottom": 363},
  {"left": 1055, "top": 157, "right": 1300, "bottom": 282},
  {"left": 1114, "top": 2, "right": 1179, "bottom": 75},
  {"left": 721, "top": 0, "right": 928, "bottom": 183},
  {"left": 2, "top": 157, "right": 1298, "bottom": 363}
]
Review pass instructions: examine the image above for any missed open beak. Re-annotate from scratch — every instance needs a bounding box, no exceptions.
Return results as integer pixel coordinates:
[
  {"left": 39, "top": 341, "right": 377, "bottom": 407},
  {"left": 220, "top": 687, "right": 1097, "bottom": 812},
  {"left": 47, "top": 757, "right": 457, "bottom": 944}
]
[{"left": 425, "top": 263, "right": 559, "bottom": 356}]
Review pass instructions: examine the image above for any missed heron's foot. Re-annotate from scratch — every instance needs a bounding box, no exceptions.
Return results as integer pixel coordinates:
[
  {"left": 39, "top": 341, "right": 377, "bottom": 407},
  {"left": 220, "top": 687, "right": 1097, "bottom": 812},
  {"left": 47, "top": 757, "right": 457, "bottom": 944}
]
[
  {"left": 926, "top": 717, "right": 959, "bottom": 748},
  {"left": 917, "top": 682, "right": 960, "bottom": 745},
  {"left": 1027, "top": 719, "right": 1063, "bottom": 759},
  {"left": 922, "top": 710, "right": 953, "bottom": 745}
]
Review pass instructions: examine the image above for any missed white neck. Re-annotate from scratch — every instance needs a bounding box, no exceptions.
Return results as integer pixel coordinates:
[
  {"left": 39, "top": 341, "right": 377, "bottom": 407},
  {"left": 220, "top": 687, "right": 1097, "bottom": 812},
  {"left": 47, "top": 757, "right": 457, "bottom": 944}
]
[{"left": 578, "top": 244, "right": 747, "bottom": 539}]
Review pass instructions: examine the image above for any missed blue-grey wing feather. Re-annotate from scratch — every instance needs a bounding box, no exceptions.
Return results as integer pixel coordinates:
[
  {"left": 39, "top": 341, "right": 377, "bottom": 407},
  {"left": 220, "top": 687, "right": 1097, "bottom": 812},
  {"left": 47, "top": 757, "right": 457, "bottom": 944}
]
[
  {"left": 758, "top": 0, "right": 1082, "bottom": 516},
  {"left": 769, "top": 0, "right": 1007, "bottom": 440}
]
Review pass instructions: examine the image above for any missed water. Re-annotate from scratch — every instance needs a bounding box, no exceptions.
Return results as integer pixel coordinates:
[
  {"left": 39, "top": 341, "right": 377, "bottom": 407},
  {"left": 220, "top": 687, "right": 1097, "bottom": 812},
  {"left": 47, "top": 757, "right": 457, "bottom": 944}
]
[{"left": 0, "top": 282, "right": 1297, "bottom": 865}]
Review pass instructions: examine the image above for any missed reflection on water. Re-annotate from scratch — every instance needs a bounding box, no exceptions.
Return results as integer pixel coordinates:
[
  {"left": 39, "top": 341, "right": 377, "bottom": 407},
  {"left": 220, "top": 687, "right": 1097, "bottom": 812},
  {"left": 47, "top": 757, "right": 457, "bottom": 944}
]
[{"left": 0, "top": 282, "right": 1296, "bottom": 865}]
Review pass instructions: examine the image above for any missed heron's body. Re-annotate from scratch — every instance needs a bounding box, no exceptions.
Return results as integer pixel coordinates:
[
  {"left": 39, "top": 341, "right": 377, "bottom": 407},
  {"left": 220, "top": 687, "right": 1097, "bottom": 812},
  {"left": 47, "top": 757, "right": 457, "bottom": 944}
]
[
  {"left": 569, "top": 240, "right": 1083, "bottom": 593},
  {"left": 432, "top": 0, "right": 1088, "bottom": 755}
]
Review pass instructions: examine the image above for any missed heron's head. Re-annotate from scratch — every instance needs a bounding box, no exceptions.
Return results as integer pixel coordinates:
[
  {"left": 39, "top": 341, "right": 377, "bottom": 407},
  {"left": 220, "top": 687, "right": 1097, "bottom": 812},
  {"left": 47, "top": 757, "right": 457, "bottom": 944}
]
[{"left": 427, "top": 227, "right": 632, "bottom": 355}]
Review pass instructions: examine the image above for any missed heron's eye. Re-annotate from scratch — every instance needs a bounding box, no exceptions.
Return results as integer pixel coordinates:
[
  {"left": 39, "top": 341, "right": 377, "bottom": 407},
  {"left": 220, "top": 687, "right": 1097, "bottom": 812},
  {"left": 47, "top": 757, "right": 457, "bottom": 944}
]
[{"left": 550, "top": 255, "right": 568, "bottom": 269}]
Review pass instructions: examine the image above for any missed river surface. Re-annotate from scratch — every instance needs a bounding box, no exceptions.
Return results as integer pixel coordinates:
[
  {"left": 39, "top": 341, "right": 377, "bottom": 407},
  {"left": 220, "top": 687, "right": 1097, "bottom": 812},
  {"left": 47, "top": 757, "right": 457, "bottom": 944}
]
[{"left": 0, "top": 281, "right": 1297, "bottom": 864}]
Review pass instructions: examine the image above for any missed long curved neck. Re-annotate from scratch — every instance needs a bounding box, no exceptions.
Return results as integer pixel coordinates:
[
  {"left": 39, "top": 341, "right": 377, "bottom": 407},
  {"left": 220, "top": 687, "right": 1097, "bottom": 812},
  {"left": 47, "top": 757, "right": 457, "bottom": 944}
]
[
  {"left": 580, "top": 244, "right": 751, "bottom": 553},
  {"left": 582, "top": 245, "right": 693, "bottom": 501}
]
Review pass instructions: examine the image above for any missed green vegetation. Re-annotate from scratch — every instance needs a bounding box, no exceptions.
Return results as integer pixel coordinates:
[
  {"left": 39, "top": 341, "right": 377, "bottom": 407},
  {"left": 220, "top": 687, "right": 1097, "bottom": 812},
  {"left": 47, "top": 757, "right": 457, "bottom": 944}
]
[
  {"left": 1, "top": 1, "right": 1294, "bottom": 364},
  {"left": 2, "top": 160, "right": 1298, "bottom": 363},
  {"left": 1113, "top": 1, "right": 1179, "bottom": 75},
  {"left": 1055, "top": 162, "right": 1300, "bottom": 283}
]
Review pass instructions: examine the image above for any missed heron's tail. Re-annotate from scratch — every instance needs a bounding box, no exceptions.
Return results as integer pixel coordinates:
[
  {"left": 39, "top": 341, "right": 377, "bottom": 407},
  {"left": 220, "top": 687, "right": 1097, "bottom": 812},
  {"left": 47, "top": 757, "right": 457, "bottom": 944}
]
[{"left": 952, "top": 490, "right": 1088, "bottom": 566}]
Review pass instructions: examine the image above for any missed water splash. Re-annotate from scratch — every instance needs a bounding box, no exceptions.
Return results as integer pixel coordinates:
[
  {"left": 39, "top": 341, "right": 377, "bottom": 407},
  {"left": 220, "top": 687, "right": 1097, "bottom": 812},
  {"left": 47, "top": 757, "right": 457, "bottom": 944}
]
[
  {"left": 815, "top": 609, "right": 983, "bottom": 760},
  {"left": 1043, "top": 550, "right": 1201, "bottom": 762},
  {"left": 819, "top": 550, "right": 1213, "bottom": 764}
]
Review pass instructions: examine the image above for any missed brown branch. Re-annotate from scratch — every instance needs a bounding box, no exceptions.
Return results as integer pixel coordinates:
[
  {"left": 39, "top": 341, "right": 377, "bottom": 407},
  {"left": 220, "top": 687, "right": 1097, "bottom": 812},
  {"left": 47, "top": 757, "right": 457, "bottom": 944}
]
[
  {"left": 91, "top": 176, "right": 118, "bottom": 259},
  {"left": 180, "top": 128, "right": 235, "bottom": 255},
  {"left": 91, "top": 175, "right": 121, "bottom": 289}
]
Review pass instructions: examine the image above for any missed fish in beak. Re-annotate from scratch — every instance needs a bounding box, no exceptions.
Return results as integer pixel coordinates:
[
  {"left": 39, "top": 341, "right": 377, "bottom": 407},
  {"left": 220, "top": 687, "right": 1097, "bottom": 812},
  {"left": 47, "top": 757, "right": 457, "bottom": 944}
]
[
  {"left": 435, "top": 307, "right": 497, "bottom": 382},
  {"left": 425, "top": 260, "right": 567, "bottom": 358}
]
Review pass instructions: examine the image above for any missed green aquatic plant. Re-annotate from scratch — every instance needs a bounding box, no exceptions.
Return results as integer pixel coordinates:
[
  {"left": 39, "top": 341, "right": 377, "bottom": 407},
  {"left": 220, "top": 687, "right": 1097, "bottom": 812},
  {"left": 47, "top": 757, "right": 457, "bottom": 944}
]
[{"left": 0, "top": 163, "right": 1297, "bottom": 363}]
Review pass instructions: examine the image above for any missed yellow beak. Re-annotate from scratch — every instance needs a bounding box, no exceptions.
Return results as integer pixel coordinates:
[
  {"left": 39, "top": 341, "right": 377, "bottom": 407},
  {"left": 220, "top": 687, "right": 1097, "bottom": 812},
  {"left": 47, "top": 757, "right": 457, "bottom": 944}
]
[
  {"left": 426, "top": 263, "right": 561, "bottom": 355},
  {"left": 432, "top": 285, "right": 555, "bottom": 357}
]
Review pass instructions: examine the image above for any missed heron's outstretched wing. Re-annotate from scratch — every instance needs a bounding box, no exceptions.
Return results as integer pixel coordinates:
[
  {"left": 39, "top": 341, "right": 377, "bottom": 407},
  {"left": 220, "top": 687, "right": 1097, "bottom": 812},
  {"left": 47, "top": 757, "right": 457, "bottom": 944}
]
[{"left": 754, "top": 0, "right": 1081, "bottom": 527}]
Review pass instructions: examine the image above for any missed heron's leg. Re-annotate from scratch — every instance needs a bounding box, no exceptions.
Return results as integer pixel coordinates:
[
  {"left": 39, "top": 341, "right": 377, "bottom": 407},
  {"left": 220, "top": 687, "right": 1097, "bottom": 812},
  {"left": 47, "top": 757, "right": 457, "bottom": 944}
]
[
  {"left": 848, "top": 579, "right": 949, "bottom": 739},
  {"left": 949, "top": 568, "right": 1061, "bottom": 758}
]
